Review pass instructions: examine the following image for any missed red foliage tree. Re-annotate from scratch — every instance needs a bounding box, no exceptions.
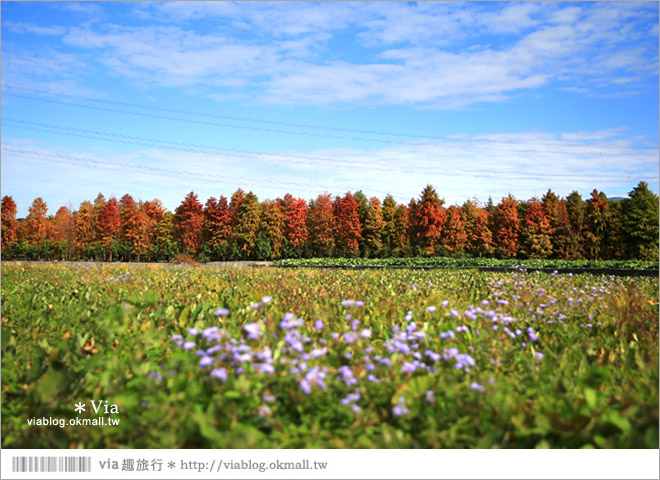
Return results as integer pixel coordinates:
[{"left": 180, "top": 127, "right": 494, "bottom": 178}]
[
  {"left": 1, "top": 196, "right": 19, "bottom": 249},
  {"left": 175, "top": 192, "right": 204, "bottom": 256},
  {"left": 285, "top": 197, "right": 308, "bottom": 257},
  {"left": 307, "top": 193, "right": 335, "bottom": 256},
  {"left": 333, "top": 192, "right": 362, "bottom": 257},
  {"left": 493, "top": 195, "right": 521, "bottom": 258},
  {"left": 204, "top": 196, "right": 232, "bottom": 256},
  {"left": 409, "top": 185, "right": 446, "bottom": 255}
]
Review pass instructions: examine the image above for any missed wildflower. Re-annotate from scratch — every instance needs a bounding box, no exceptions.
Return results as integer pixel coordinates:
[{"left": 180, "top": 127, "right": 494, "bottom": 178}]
[
  {"left": 314, "top": 319, "right": 324, "bottom": 330},
  {"left": 215, "top": 308, "right": 229, "bottom": 317},
  {"left": 425, "top": 390, "right": 435, "bottom": 404},
  {"left": 351, "top": 319, "right": 359, "bottom": 331},
  {"left": 243, "top": 322, "right": 262, "bottom": 340},
  {"left": 470, "top": 382, "right": 484, "bottom": 393},
  {"left": 182, "top": 341, "right": 196, "bottom": 350},
  {"left": 250, "top": 302, "right": 262, "bottom": 310},
  {"left": 188, "top": 328, "right": 199, "bottom": 336},
  {"left": 263, "top": 394, "right": 276, "bottom": 403},
  {"left": 393, "top": 405, "right": 409, "bottom": 416},
  {"left": 367, "top": 374, "right": 380, "bottom": 383},
  {"left": 257, "top": 405, "right": 271, "bottom": 419},
  {"left": 199, "top": 356, "right": 214, "bottom": 368},
  {"left": 341, "top": 299, "right": 355, "bottom": 307},
  {"left": 441, "top": 300, "right": 449, "bottom": 307},
  {"left": 352, "top": 404, "right": 362, "bottom": 413},
  {"left": 360, "top": 328, "right": 372, "bottom": 339},
  {"left": 427, "top": 306, "right": 437, "bottom": 313},
  {"left": 299, "top": 378, "right": 312, "bottom": 395},
  {"left": 343, "top": 332, "right": 358, "bottom": 344},
  {"left": 450, "top": 309, "right": 459, "bottom": 317},
  {"left": 210, "top": 368, "right": 227, "bottom": 381},
  {"left": 262, "top": 296, "right": 272, "bottom": 304},
  {"left": 535, "top": 352, "right": 544, "bottom": 360}
]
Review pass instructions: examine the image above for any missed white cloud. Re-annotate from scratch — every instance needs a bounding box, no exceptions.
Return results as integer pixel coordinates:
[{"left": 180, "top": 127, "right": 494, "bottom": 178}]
[
  {"left": 3, "top": 21, "right": 66, "bottom": 36},
  {"left": 5, "top": 2, "right": 658, "bottom": 108},
  {"left": 2, "top": 124, "right": 657, "bottom": 216}
]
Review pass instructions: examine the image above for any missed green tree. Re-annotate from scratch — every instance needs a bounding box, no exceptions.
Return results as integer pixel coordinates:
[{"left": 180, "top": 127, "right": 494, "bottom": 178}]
[{"left": 622, "top": 182, "right": 659, "bottom": 260}]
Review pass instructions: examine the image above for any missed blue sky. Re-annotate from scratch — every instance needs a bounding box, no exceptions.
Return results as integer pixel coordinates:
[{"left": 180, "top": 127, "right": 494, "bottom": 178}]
[{"left": 2, "top": 1, "right": 658, "bottom": 217}]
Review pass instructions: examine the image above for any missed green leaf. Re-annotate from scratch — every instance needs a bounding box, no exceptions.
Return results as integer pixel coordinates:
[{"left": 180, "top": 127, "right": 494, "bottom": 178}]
[{"left": 584, "top": 388, "right": 598, "bottom": 409}]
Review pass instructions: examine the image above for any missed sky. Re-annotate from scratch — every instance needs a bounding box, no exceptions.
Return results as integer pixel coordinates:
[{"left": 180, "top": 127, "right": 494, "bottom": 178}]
[{"left": 1, "top": 1, "right": 658, "bottom": 217}]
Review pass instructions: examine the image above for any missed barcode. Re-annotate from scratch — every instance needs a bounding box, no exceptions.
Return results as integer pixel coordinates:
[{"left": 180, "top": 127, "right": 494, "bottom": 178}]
[{"left": 11, "top": 456, "right": 92, "bottom": 473}]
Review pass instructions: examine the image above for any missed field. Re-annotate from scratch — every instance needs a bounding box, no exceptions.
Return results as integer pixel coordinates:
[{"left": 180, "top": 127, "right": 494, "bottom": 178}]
[{"left": 1, "top": 263, "right": 658, "bottom": 448}]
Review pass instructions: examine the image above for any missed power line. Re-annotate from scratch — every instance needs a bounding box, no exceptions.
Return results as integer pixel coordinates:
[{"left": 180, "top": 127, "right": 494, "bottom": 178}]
[
  {"left": 2, "top": 128, "right": 655, "bottom": 183},
  {"left": 0, "top": 146, "right": 415, "bottom": 199},
  {"left": 3, "top": 90, "right": 657, "bottom": 155},
  {"left": 4, "top": 83, "right": 657, "bottom": 150}
]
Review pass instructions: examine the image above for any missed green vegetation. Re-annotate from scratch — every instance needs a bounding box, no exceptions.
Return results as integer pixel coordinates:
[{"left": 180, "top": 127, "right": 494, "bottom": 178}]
[
  {"left": 275, "top": 256, "right": 659, "bottom": 270},
  {"left": 1, "top": 263, "right": 658, "bottom": 448}
]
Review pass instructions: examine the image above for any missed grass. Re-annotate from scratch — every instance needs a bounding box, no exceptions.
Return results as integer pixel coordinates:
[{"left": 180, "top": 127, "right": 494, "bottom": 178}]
[{"left": 1, "top": 263, "right": 658, "bottom": 448}]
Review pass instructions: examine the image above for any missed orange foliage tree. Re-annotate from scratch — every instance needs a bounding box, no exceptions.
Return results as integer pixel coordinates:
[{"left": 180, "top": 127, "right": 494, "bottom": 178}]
[
  {"left": 493, "top": 195, "right": 520, "bottom": 258},
  {"left": 307, "top": 193, "right": 335, "bottom": 257},
  {"left": 409, "top": 185, "right": 446, "bottom": 255},
  {"left": 23, "top": 197, "right": 49, "bottom": 245},
  {"left": 98, "top": 197, "right": 121, "bottom": 259},
  {"left": 1, "top": 196, "right": 19, "bottom": 249}
]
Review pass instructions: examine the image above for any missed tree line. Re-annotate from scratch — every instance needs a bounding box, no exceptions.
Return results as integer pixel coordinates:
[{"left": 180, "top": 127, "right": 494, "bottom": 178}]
[{"left": 1, "top": 182, "right": 658, "bottom": 262}]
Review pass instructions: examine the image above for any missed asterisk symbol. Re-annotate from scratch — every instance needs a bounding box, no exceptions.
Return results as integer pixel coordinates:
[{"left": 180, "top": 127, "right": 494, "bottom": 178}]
[
  {"left": 167, "top": 461, "right": 176, "bottom": 469},
  {"left": 74, "top": 402, "right": 86, "bottom": 413}
]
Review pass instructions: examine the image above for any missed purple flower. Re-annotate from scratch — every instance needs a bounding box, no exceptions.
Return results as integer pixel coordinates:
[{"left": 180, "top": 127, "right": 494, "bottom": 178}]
[
  {"left": 299, "top": 378, "right": 311, "bottom": 395},
  {"left": 343, "top": 332, "right": 358, "bottom": 344},
  {"left": 341, "top": 299, "right": 356, "bottom": 308},
  {"left": 535, "top": 352, "right": 544, "bottom": 360},
  {"left": 427, "top": 306, "right": 437, "bottom": 313},
  {"left": 425, "top": 390, "right": 435, "bottom": 404},
  {"left": 199, "top": 356, "right": 214, "bottom": 367},
  {"left": 250, "top": 302, "right": 262, "bottom": 310},
  {"left": 314, "top": 319, "right": 324, "bottom": 330},
  {"left": 352, "top": 404, "right": 362, "bottom": 413},
  {"left": 351, "top": 319, "right": 359, "bottom": 331},
  {"left": 450, "top": 309, "right": 459, "bottom": 317},
  {"left": 360, "top": 328, "right": 372, "bottom": 339},
  {"left": 392, "top": 405, "right": 409, "bottom": 416},
  {"left": 470, "top": 382, "right": 484, "bottom": 393},
  {"left": 188, "top": 328, "right": 199, "bottom": 336},
  {"left": 262, "top": 296, "right": 273, "bottom": 304},
  {"left": 210, "top": 368, "right": 227, "bottom": 381},
  {"left": 263, "top": 394, "right": 276, "bottom": 403},
  {"left": 182, "top": 341, "right": 196, "bottom": 350},
  {"left": 215, "top": 308, "right": 229, "bottom": 317},
  {"left": 367, "top": 374, "right": 380, "bottom": 383},
  {"left": 441, "top": 300, "right": 449, "bottom": 307},
  {"left": 243, "top": 322, "right": 262, "bottom": 340}
]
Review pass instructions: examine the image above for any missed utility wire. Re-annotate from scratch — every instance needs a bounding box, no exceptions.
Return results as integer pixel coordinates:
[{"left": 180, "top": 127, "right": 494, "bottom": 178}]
[
  {"left": 4, "top": 83, "right": 658, "bottom": 150},
  {"left": 3, "top": 90, "right": 657, "bottom": 155},
  {"left": 0, "top": 146, "right": 417, "bottom": 199}
]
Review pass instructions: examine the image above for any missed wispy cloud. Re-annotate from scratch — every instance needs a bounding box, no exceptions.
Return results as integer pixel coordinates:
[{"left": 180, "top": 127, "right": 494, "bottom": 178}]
[
  {"left": 3, "top": 124, "right": 657, "bottom": 216},
  {"left": 4, "top": 2, "right": 657, "bottom": 108}
]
